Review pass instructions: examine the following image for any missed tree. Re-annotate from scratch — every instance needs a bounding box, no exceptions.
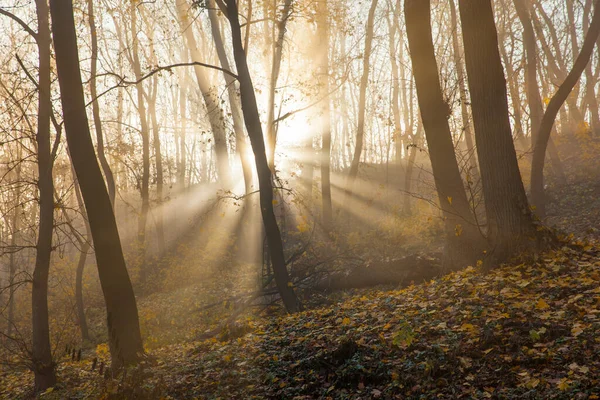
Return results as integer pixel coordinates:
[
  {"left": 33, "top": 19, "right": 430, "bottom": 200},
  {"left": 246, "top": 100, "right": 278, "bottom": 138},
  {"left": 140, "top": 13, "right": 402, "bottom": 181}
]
[
  {"left": 207, "top": 0, "right": 252, "bottom": 194},
  {"left": 87, "top": 0, "right": 116, "bottom": 207},
  {"left": 222, "top": 0, "right": 301, "bottom": 313},
  {"left": 175, "top": 0, "right": 231, "bottom": 187},
  {"left": 346, "top": 0, "right": 378, "bottom": 199},
  {"left": 265, "top": 0, "right": 294, "bottom": 172},
  {"left": 31, "top": 0, "right": 56, "bottom": 391},
  {"left": 530, "top": 0, "right": 600, "bottom": 217},
  {"left": 449, "top": 0, "right": 478, "bottom": 179},
  {"left": 458, "top": 0, "right": 545, "bottom": 264},
  {"left": 49, "top": 0, "right": 144, "bottom": 369},
  {"left": 317, "top": 0, "right": 333, "bottom": 229},
  {"left": 404, "top": 0, "right": 484, "bottom": 268},
  {"left": 129, "top": 1, "right": 152, "bottom": 282}
]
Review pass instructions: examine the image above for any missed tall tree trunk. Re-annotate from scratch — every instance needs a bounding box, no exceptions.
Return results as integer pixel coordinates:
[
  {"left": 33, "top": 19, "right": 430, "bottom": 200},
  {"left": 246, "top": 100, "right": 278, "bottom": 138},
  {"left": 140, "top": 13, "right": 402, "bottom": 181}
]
[
  {"left": 178, "top": 63, "right": 188, "bottom": 190},
  {"left": 346, "top": 0, "right": 378, "bottom": 198},
  {"left": 387, "top": 0, "right": 403, "bottom": 168},
  {"left": 513, "top": 0, "right": 544, "bottom": 145},
  {"left": 6, "top": 156, "right": 20, "bottom": 338},
  {"left": 32, "top": 0, "right": 56, "bottom": 391},
  {"left": 176, "top": 0, "right": 231, "bottom": 187},
  {"left": 459, "top": 0, "right": 542, "bottom": 264},
  {"left": 138, "top": 6, "right": 166, "bottom": 255},
  {"left": 531, "top": 0, "right": 600, "bottom": 217},
  {"left": 149, "top": 75, "right": 166, "bottom": 255},
  {"left": 87, "top": 0, "right": 116, "bottom": 207},
  {"left": 265, "top": 0, "right": 293, "bottom": 171},
  {"left": 404, "top": 113, "right": 421, "bottom": 214},
  {"left": 583, "top": 0, "right": 600, "bottom": 133},
  {"left": 207, "top": 0, "right": 253, "bottom": 193},
  {"left": 224, "top": 0, "right": 301, "bottom": 313},
  {"left": 129, "top": 2, "right": 151, "bottom": 284},
  {"left": 449, "top": 0, "right": 479, "bottom": 178},
  {"left": 498, "top": 28, "right": 527, "bottom": 149},
  {"left": 49, "top": 0, "right": 144, "bottom": 370},
  {"left": 405, "top": 0, "right": 483, "bottom": 269},
  {"left": 317, "top": 0, "right": 333, "bottom": 230},
  {"left": 61, "top": 158, "right": 91, "bottom": 343}
]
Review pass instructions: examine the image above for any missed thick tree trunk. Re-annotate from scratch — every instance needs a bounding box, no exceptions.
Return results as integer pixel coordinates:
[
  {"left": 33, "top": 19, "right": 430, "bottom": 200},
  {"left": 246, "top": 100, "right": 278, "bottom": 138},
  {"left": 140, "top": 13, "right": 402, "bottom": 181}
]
[
  {"left": 49, "top": 0, "right": 144, "bottom": 370},
  {"left": 405, "top": 0, "right": 483, "bottom": 269},
  {"left": 459, "top": 0, "right": 542, "bottom": 264},
  {"left": 225, "top": 0, "right": 301, "bottom": 313},
  {"left": 346, "top": 0, "right": 378, "bottom": 198},
  {"left": 531, "top": 0, "right": 600, "bottom": 217},
  {"left": 87, "top": 0, "right": 116, "bottom": 207},
  {"left": 32, "top": 0, "right": 56, "bottom": 391}
]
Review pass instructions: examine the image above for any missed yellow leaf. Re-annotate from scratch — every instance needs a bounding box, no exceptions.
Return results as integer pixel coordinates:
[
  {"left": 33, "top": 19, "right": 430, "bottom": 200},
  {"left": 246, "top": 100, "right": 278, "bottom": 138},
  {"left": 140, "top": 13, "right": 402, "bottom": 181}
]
[
  {"left": 557, "top": 378, "right": 570, "bottom": 391},
  {"left": 272, "top": 199, "right": 279, "bottom": 205},
  {"left": 447, "top": 196, "right": 453, "bottom": 205},
  {"left": 535, "top": 298, "right": 550, "bottom": 310},
  {"left": 287, "top": 282, "right": 294, "bottom": 287},
  {"left": 571, "top": 325, "right": 584, "bottom": 337},
  {"left": 342, "top": 317, "right": 351, "bottom": 325},
  {"left": 223, "top": 354, "right": 232, "bottom": 362},
  {"left": 526, "top": 378, "right": 540, "bottom": 388}
]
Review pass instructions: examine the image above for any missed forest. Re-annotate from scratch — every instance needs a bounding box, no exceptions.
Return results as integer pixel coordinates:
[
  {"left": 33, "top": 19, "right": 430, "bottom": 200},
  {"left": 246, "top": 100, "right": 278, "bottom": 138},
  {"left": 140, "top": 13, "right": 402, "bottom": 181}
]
[{"left": 1, "top": 0, "right": 600, "bottom": 398}]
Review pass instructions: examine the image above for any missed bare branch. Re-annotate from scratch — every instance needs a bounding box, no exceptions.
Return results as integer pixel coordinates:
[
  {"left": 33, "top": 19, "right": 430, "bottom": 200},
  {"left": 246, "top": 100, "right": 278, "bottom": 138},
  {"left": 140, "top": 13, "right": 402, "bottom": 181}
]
[{"left": 0, "top": 8, "right": 38, "bottom": 42}]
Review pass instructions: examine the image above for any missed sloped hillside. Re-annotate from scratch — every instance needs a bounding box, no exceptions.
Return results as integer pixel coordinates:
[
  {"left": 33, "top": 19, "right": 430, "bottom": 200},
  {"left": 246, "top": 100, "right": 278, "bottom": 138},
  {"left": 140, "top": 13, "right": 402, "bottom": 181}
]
[{"left": 4, "top": 243, "right": 600, "bottom": 399}]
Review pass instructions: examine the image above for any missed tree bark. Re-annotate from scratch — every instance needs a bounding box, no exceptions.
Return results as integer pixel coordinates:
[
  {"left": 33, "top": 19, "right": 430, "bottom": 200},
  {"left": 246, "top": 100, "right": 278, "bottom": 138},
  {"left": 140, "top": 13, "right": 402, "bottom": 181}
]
[
  {"left": 224, "top": 0, "right": 301, "bottom": 313},
  {"left": 459, "top": 0, "right": 542, "bottom": 264},
  {"left": 32, "top": 0, "right": 56, "bottom": 391},
  {"left": 49, "top": 0, "right": 144, "bottom": 370},
  {"left": 405, "top": 0, "right": 483, "bottom": 269},
  {"left": 531, "top": 0, "right": 600, "bottom": 217}
]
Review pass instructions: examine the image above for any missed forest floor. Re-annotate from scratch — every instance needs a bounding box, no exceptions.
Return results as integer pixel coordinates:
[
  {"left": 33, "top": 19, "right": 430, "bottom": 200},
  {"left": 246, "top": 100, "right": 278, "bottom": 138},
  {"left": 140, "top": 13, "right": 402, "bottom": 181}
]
[
  {"left": 3, "top": 170, "right": 600, "bottom": 399},
  {"left": 4, "top": 241, "right": 600, "bottom": 399}
]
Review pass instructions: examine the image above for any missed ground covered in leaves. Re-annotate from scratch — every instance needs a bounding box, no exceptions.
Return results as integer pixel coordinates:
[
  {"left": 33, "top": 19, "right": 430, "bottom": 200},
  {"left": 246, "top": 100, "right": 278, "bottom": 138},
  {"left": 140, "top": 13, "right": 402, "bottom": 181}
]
[{"left": 3, "top": 242, "right": 600, "bottom": 399}]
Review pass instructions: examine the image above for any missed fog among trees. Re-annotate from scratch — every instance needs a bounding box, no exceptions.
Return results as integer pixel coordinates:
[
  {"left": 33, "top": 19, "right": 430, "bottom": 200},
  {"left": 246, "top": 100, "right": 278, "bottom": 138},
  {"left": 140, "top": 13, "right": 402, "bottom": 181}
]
[{"left": 1, "top": 0, "right": 600, "bottom": 398}]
